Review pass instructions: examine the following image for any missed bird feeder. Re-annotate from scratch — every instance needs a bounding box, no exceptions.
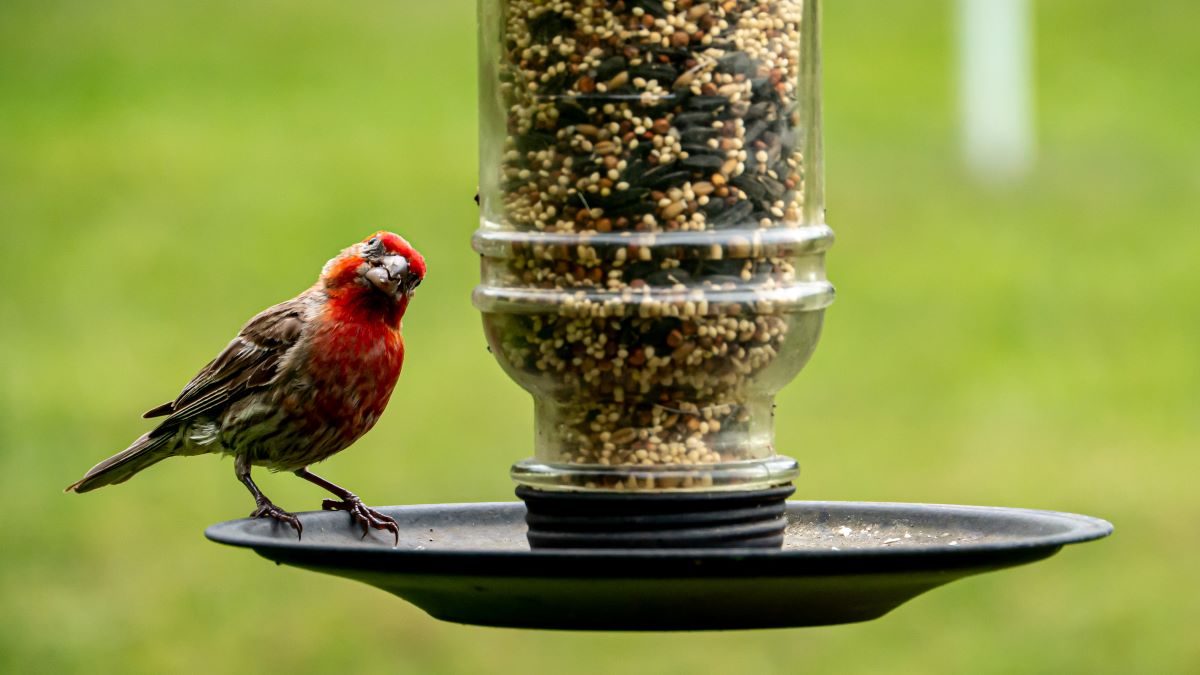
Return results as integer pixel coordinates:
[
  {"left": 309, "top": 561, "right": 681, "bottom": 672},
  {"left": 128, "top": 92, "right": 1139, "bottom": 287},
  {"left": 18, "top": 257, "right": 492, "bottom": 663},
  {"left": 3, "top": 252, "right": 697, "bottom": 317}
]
[
  {"left": 474, "top": 0, "right": 832, "bottom": 547},
  {"left": 208, "top": 0, "right": 1111, "bottom": 631}
]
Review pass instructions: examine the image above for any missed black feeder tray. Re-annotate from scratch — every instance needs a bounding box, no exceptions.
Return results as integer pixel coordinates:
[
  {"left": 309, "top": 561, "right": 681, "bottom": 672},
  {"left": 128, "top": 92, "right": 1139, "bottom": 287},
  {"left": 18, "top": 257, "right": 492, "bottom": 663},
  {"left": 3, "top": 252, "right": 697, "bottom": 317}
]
[{"left": 206, "top": 500, "right": 1111, "bottom": 631}]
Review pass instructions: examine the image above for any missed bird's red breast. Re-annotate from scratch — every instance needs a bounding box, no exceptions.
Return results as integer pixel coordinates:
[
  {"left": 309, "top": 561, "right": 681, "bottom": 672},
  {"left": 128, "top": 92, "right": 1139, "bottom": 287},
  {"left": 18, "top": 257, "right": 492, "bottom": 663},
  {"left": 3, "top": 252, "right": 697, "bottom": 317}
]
[{"left": 304, "top": 301, "right": 406, "bottom": 445}]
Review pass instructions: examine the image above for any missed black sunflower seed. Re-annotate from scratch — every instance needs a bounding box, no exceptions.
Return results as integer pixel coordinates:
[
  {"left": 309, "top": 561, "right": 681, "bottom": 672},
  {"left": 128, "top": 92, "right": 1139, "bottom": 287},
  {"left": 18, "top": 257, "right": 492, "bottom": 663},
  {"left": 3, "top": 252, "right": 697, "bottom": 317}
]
[{"left": 680, "top": 154, "right": 724, "bottom": 171}]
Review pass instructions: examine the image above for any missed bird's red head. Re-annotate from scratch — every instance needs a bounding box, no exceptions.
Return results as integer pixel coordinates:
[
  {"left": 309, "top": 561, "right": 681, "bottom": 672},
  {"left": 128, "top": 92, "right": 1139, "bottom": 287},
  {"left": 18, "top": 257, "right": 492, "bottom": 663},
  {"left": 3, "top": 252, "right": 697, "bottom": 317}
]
[
  {"left": 321, "top": 231, "right": 426, "bottom": 320},
  {"left": 366, "top": 231, "right": 427, "bottom": 286}
]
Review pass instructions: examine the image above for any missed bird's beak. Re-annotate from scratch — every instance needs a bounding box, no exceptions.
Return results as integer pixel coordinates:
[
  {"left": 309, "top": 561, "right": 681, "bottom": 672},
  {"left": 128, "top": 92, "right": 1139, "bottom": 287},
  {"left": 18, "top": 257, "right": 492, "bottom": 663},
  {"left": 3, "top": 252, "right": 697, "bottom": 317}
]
[{"left": 365, "top": 255, "right": 412, "bottom": 298}]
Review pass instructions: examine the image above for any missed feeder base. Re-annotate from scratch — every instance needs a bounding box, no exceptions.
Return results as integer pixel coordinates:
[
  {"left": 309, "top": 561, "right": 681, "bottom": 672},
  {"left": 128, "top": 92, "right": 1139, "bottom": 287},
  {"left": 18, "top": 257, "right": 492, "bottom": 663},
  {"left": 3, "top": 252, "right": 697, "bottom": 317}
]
[
  {"left": 206, "top": 501, "right": 1114, "bottom": 631},
  {"left": 516, "top": 485, "right": 795, "bottom": 549}
]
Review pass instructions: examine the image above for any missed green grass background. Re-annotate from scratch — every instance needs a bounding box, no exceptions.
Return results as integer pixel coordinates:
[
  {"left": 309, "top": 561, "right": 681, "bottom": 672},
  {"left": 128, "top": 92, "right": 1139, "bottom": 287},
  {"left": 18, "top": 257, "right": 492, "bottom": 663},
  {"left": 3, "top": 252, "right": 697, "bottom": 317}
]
[{"left": 2, "top": 1, "right": 1197, "bottom": 672}]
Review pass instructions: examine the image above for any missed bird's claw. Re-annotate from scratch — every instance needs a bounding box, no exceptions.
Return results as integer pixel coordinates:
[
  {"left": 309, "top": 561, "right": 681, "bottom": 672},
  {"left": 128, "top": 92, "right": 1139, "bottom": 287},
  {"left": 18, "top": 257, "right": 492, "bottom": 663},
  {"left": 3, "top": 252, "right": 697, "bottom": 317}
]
[
  {"left": 250, "top": 501, "right": 303, "bottom": 539},
  {"left": 322, "top": 497, "right": 399, "bottom": 545}
]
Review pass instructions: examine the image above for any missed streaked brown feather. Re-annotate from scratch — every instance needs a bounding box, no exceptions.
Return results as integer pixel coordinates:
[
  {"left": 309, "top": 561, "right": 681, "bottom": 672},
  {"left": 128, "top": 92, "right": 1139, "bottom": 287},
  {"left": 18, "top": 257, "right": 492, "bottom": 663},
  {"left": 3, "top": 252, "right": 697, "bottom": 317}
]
[
  {"left": 65, "top": 431, "right": 174, "bottom": 493},
  {"left": 157, "top": 296, "right": 307, "bottom": 429},
  {"left": 142, "top": 401, "right": 174, "bottom": 418}
]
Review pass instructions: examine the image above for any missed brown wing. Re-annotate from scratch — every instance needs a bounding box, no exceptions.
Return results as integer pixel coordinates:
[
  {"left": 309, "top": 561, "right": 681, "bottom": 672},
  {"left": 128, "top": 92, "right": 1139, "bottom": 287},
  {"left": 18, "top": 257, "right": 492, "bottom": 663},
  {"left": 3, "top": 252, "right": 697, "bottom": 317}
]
[{"left": 141, "top": 296, "right": 307, "bottom": 427}]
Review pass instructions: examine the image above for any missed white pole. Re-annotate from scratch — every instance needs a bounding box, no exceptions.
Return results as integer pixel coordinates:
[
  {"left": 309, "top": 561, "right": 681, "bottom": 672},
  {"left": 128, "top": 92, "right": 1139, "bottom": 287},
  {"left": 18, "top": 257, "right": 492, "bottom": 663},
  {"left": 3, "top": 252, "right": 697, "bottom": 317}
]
[{"left": 958, "top": 0, "right": 1034, "bottom": 182}]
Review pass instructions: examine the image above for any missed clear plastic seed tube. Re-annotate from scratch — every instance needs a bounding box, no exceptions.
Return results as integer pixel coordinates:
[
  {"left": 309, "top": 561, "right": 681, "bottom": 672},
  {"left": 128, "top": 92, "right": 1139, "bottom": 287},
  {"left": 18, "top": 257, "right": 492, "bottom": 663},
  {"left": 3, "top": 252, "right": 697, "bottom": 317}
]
[{"left": 475, "top": 0, "right": 832, "bottom": 491}]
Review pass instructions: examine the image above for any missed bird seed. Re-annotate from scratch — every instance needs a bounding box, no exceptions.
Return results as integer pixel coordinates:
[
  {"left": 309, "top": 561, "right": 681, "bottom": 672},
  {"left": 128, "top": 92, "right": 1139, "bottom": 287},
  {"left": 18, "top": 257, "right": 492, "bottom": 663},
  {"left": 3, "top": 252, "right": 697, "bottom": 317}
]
[{"left": 476, "top": 0, "right": 830, "bottom": 489}]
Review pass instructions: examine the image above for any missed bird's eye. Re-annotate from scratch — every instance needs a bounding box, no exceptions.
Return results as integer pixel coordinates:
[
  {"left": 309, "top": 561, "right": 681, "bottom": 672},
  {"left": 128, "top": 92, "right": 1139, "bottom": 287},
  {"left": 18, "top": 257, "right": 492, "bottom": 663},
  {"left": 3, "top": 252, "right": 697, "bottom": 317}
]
[{"left": 367, "top": 236, "right": 380, "bottom": 247}]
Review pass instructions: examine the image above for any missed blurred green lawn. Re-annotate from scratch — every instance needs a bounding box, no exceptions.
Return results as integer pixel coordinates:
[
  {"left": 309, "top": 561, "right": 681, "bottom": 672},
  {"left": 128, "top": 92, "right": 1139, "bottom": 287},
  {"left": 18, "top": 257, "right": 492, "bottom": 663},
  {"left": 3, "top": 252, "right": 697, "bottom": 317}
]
[{"left": 2, "top": 0, "right": 1197, "bottom": 673}]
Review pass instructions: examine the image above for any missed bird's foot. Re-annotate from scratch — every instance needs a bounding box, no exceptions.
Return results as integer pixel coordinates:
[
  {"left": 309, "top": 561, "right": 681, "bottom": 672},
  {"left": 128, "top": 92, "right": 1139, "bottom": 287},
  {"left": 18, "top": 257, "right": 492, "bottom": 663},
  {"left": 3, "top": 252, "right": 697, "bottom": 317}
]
[
  {"left": 322, "top": 496, "right": 399, "bottom": 545},
  {"left": 249, "top": 501, "right": 303, "bottom": 540}
]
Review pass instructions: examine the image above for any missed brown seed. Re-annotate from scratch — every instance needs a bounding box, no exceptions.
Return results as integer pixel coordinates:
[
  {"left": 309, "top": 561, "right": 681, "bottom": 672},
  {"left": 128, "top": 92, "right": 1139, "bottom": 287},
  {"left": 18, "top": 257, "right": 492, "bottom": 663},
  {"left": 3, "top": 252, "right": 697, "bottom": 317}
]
[
  {"left": 594, "top": 140, "right": 616, "bottom": 155},
  {"left": 652, "top": 118, "right": 670, "bottom": 135},
  {"left": 666, "top": 329, "right": 684, "bottom": 348},
  {"left": 662, "top": 201, "right": 686, "bottom": 220},
  {"left": 578, "top": 76, "right": 595, "bottom": 93},
  {"left": 692, "top": 181, "right": 714, "bottom": 196},
  {"left": 611, "top": 428, "right": 637, "bottom": 444},
  {"left": 711, "top": 173, "right": 726, "bottom": 186},
  {"left": 607, "top": 71, "right": 629, "bottom": 90},
  {"left": 671, "top": 31, "right": 690, "bottom": 47}
]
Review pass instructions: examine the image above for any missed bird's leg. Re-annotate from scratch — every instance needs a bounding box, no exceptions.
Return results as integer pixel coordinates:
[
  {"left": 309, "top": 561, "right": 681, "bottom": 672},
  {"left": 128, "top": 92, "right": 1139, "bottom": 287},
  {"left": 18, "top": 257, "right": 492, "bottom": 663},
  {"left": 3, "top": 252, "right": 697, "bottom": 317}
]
[
  {"left": 236, "top": 455, "right": 302, "bottom": 539},
  {"left": 294, "top": 467, "right": 399, "bottom": 544}
]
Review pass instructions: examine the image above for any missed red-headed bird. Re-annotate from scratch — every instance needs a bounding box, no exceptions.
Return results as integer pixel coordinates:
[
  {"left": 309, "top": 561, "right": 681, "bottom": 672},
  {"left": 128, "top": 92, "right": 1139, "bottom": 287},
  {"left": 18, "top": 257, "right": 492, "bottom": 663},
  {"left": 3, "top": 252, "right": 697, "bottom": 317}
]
[{"left": 66, "top": 231, "right": 426, "bottom": 543}]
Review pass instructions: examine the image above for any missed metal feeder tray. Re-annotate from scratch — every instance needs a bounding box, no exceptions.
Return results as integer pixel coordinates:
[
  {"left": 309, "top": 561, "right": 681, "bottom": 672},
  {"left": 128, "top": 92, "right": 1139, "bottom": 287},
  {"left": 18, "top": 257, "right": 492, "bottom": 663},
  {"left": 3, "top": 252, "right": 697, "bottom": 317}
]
[{"left": 206, "top": 501, "right": 1111, "bottom": 631}]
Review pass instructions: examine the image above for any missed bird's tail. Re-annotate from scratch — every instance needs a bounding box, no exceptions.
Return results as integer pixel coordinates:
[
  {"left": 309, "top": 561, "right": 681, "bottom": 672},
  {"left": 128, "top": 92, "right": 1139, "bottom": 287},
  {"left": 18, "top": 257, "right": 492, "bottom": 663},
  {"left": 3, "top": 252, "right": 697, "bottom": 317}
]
[{"left": 65, "top": 431, "right": 174, "bottom": 493}]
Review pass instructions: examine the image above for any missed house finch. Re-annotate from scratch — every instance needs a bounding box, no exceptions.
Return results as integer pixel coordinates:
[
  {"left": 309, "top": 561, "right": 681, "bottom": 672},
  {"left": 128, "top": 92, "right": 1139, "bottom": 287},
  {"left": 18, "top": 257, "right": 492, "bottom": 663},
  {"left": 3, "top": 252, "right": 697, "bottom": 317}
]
[{"left": 66, "top": 231, "right": 426, "bottom": 543}]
